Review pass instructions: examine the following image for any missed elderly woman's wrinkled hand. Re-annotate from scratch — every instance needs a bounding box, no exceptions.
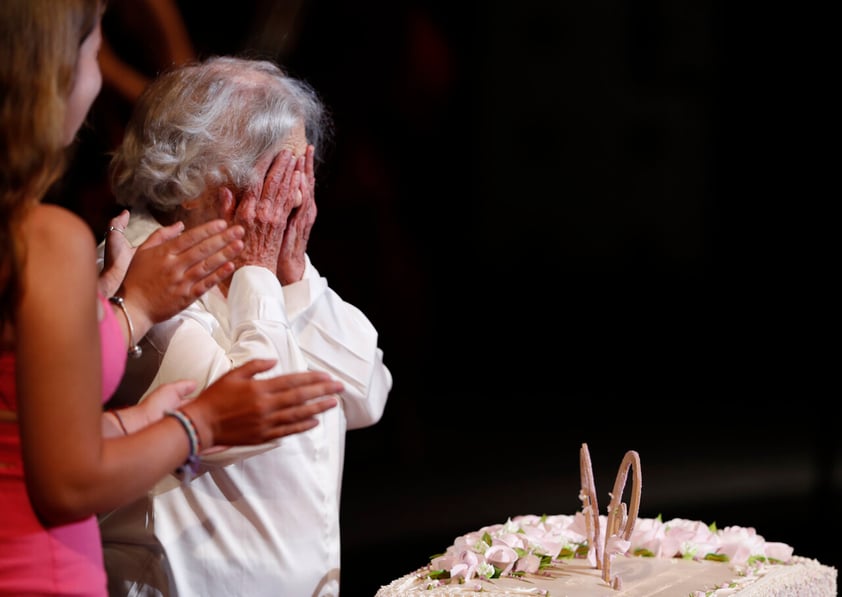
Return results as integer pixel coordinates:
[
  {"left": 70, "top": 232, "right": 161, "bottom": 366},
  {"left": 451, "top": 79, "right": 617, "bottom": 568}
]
[
  {"left": 232, "top": 149, "right": 301, "bottom": 273},
  {"left": 276, "top": 145, "right": 317, "bottom": 285}
]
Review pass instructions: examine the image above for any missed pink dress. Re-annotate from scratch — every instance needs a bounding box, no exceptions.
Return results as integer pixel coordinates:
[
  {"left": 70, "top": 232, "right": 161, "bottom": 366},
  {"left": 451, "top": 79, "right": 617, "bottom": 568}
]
[{"left": 0, "top": 293, "right": 127, "bottom": 596}]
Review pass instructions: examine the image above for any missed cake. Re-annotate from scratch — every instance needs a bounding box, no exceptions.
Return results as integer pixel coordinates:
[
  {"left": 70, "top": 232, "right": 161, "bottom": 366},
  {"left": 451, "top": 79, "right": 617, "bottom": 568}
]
[{"left": 375, "top": 444, "right": 837, "bottom": 596}]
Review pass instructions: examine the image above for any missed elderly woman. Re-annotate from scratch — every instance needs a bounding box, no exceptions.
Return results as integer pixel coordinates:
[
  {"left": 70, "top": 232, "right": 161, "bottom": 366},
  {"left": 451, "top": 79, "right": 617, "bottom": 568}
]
[{"left": 99, "top": 56, "right": 392, "bottom": 597}]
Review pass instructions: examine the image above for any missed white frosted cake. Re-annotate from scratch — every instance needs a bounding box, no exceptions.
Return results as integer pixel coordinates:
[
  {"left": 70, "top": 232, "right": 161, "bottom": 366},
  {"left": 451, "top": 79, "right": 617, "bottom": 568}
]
[{"left": 376, "top": 445, "right": 837, "bottom": 597}]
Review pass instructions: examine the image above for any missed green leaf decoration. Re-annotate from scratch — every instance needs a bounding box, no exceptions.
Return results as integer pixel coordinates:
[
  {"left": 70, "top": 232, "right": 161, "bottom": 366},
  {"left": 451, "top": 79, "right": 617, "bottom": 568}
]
[
  {"left": 703, "top": 553, "right": 730, "bottom": 562},
  {"left": 557, "top": 546, "right": 576, "bottom": 559}
]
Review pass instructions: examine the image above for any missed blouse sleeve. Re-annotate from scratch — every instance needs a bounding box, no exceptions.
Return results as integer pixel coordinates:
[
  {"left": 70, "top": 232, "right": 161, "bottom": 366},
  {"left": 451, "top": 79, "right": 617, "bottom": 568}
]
[{"left": 144, "top": 259, "right": 391, "bottom": 432}]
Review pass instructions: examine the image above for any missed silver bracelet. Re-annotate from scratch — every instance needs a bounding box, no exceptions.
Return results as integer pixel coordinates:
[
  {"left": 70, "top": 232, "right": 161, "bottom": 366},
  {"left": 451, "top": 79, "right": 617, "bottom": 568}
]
[{"left": 108, "top": 295, "right": 143, "bottom": 358}]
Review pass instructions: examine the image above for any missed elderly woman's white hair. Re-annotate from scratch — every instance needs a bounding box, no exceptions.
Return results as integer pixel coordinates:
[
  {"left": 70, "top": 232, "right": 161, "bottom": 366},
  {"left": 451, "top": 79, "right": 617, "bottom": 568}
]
[{"left": 110, "top": 55, "right": 331, "bottom": 212}]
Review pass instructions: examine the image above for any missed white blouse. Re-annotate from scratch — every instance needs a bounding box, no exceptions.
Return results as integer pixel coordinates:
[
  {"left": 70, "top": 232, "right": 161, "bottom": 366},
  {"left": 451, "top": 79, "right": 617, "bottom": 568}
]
[{"left": 99, "top": 208, "right": 392, "bottom": 597}]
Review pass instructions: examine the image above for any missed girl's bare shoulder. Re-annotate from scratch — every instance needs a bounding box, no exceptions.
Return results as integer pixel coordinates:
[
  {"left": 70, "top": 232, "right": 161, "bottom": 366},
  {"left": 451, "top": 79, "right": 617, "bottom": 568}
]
[
  {"left": 23, "top": 203, "right": 93, "bottom": 239},
  {"left": 22, "top": 204, "right": 95, "bottom": 255}
]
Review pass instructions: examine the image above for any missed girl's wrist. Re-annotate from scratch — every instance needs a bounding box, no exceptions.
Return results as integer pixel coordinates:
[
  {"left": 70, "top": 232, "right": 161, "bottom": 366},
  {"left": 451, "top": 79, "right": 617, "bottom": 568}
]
[
  {"left": 112, "top": 409, "right": 129, "bottom": 435},
  {"left": 108, "top": 295, "right": 143, "bottom": 358},
  {"left": 117, "top": 287, "right": 155, "bottom": 339}
]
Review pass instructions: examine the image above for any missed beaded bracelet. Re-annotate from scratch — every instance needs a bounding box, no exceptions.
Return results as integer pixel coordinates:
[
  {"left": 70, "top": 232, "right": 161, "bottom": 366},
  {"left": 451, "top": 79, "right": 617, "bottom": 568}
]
[
  {"left": 165, "top": 409, "right": 201, "bottom": 480},
  {"left": 108, "top": 295, "right": 143, "bottom": 358}
]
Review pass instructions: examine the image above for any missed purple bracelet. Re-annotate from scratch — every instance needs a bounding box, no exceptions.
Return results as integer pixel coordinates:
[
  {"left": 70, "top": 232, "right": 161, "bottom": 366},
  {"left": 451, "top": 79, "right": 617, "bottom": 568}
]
[{"left": 165, "top": 409, "right": 201, "bottom": 480}]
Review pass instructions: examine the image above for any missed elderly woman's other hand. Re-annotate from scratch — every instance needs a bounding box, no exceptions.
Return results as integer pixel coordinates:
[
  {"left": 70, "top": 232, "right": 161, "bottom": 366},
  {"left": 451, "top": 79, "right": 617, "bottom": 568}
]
[{"left": 277, "top": 145, "right": 317, "bottom": 285}]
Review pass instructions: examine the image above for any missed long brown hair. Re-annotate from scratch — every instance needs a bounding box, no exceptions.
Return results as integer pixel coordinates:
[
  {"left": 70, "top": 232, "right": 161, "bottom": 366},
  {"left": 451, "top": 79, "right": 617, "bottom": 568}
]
[{"left": 0, "top": 0, "right": 102, "bottom": 335}]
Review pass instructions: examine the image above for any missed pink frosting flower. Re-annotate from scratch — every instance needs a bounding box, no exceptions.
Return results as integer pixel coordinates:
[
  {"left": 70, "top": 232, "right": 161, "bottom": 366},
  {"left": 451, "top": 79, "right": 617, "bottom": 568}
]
[
  {"left": 764, "top": 541, "right": 794, "bottom": 562},
  {"left": 629, "top": 516, "right": 667, "bottom": 557},
  {"left": 717, "top": 526, "right": 767, "bottom": 565},
  {"left": 493, "top": 531, "right": 529, "bottom": 552},
  {"left": 605, "top": 536, "right": 631, "bottom": 556},
  {"left": 662, "top": 518, "right": 717, "bottom": 559},
  {"left": 450, "top": 550, "right": 481, "bottom": 580},
  {"left": 567, "top": 512, "right": 592, "bottom": 539},
  {"left": 485, "top": 545, "right": 519, "bottom": 576},
  {"left": 515, "top": 553, "right": 542, "bottom": 574}
]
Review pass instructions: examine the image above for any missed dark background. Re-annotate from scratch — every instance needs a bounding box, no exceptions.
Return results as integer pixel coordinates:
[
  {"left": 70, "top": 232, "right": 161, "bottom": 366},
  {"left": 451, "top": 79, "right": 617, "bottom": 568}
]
[{"left": 62, "top": 1, "right": 837, "bottom": 595}]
